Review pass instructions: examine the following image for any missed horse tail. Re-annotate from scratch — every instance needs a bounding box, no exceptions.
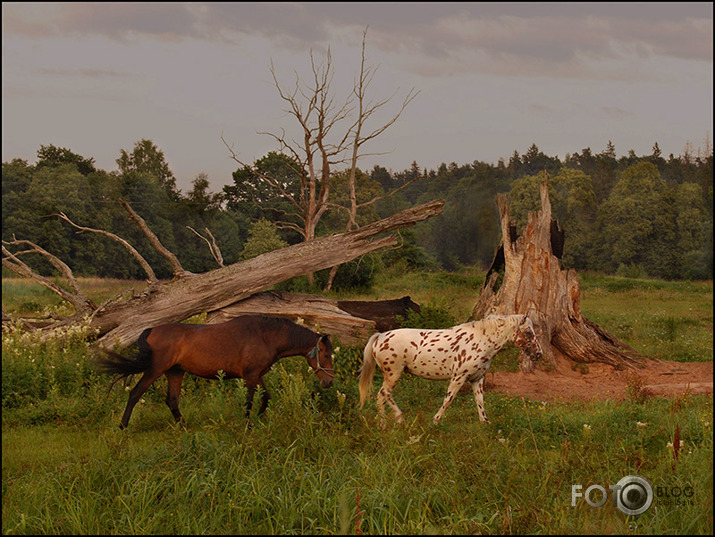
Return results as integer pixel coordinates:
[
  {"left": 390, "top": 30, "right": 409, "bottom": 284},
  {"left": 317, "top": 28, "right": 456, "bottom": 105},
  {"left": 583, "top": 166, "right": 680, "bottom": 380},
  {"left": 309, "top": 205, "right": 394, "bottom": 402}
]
[
  {"left": 359, "top": 332, "right": 381, "bottom": 409},
  {"left": 94, "top": 328, "right": 154, "bottom": 389}
]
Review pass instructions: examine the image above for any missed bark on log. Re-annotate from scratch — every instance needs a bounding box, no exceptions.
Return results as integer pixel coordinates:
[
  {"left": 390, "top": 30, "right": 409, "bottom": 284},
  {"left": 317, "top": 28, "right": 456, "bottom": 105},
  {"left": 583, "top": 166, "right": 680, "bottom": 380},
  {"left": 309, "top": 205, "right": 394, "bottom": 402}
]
[
  {"left": 207, "top": 291, "right": 376, "bottom": 344},
  {"left": 92, "top": 200, "right": 444, "bottom": 349},
  {"left": 471, "top": 178, "right": 645, "bottom": 372},
  {"left": 207, "top": 292, "right": 421, "bottom": 345}
]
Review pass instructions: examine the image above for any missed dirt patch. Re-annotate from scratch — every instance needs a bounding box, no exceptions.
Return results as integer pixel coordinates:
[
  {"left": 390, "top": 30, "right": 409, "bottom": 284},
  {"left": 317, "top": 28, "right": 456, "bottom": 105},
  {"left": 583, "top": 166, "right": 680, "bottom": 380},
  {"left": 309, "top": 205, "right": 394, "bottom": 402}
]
[{"left": 485, "top": 355, "right": 713, "bottom": 402}]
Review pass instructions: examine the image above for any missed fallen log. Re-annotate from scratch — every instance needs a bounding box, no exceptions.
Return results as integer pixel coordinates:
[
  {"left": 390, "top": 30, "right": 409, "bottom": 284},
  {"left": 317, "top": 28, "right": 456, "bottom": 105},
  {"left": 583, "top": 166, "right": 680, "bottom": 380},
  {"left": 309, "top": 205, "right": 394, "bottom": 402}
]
[
  {"left": 207, "top": 292, "right": 421, "bottom": 344},
  {"left": 93, "top": 200, "right": 444, "bottom": 349}
]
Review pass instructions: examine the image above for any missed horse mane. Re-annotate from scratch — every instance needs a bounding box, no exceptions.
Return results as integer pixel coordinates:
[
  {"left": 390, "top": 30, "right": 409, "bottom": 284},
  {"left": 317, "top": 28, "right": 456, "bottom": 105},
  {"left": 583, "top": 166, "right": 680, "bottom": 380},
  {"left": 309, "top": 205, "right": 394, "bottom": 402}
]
[{"left": 253, "top": 315, "right": 320, "bottom": 348}]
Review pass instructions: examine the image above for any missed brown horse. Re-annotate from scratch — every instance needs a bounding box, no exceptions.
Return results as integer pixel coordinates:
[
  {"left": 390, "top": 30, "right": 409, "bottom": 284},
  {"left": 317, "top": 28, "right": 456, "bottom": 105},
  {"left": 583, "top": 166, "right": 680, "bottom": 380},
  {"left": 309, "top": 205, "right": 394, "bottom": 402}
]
[{"left": 95, "top": 315, "right": 334, "bottom": 429}]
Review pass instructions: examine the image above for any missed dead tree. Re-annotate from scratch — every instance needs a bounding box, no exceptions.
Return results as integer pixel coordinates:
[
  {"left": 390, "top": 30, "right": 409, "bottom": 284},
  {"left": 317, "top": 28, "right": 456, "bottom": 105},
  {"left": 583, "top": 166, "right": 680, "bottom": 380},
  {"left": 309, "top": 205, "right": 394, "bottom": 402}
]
[
  {"left": 3, "top": 199, "right": 444, "bottom": 350},
  {"left": 222, "top": 28, "right": 419, "bottom": 288},
  {"left": 471, "top": 176, "right": 646, "bottom": 373}
]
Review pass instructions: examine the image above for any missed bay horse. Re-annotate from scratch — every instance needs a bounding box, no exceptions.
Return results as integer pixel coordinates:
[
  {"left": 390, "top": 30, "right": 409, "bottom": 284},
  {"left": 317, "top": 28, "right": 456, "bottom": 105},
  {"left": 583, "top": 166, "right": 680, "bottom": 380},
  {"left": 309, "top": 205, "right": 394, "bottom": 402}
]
[
  {"left": 95, "top": 315, "right": 334, "bottom": 429},
  {"left": 358, "top": 314, "right": 542, "bottom": 425}
]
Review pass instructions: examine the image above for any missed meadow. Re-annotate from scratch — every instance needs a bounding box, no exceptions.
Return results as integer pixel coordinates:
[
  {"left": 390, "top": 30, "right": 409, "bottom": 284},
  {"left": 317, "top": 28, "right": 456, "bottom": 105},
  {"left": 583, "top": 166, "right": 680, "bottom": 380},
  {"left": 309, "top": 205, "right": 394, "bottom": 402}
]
[{"left": 2, "top": 270, "right": 713, "bottom": 534}]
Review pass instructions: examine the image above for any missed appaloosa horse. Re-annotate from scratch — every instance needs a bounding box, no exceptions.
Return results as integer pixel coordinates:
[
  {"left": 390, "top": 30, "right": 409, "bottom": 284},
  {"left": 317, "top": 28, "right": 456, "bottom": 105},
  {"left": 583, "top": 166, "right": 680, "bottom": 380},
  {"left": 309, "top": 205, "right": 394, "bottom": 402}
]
[
  {"left": 359, "top": 314, "right": 542, "bottom": 425},
  {"left": 95, "top": 315, "right": 334, "bottom": 429}
]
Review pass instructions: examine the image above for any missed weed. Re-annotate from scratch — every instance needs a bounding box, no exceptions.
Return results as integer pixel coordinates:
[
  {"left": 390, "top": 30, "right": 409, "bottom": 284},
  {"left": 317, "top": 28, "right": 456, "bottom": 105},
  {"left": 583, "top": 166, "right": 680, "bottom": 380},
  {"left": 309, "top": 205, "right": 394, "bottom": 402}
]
[{"left": 625, "top": 372, "right": 654, "bottom": 404}]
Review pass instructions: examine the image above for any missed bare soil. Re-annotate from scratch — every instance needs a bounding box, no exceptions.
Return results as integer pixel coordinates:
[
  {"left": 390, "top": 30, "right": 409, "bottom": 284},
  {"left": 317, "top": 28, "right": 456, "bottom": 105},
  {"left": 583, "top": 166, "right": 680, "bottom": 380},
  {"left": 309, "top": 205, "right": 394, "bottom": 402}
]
[{"left": 485, "top": 355, "right": 713, "bottom": 402}]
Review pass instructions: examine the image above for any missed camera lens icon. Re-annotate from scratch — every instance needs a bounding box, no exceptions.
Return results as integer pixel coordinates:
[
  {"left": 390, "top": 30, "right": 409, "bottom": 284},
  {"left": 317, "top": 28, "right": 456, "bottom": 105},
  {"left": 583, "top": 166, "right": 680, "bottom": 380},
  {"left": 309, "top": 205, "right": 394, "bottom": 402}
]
[{"left": 614, "top": 475, "right": 653, "bottom": 516}]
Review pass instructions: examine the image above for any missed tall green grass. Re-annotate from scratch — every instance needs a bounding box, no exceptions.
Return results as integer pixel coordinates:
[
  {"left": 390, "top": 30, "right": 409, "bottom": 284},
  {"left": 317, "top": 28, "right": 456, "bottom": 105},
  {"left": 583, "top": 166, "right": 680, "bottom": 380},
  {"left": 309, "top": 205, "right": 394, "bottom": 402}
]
[{"left": 2, "top": 271, "right": 713, "bottom": 534}]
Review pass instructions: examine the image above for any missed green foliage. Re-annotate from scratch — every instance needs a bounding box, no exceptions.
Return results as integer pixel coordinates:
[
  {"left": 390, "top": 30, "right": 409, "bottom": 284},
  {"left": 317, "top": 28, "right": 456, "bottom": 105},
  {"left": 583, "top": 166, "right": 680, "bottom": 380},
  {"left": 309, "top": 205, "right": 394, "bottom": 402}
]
[
  {"left": 240, "top": 218, "right": 289, "bottom": 260},
  {"left": 2, "top": 140, "right": 712, "bottom": 282},
  {"left": 36, "top": 144, "right": 97, "bottom": 176},
  {"left": 1, "top": 271, "right": 713, "bottom": 534},
  {"left": 117, "top": 138, "right": 178, "bottom": 199},
  {"left": 397, "top": 300, "right": 457, "bottom": 329},
  {"left": 616, "top": 262, "right": 649, "bottom": 279}
]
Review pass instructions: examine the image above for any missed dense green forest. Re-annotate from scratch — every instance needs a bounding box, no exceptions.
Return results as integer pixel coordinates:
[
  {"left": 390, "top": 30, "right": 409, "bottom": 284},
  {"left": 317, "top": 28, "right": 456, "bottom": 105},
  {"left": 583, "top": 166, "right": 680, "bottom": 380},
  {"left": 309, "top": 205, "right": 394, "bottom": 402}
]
[{"left": 2, "top": 138, "right": 713, "bottom": 286}]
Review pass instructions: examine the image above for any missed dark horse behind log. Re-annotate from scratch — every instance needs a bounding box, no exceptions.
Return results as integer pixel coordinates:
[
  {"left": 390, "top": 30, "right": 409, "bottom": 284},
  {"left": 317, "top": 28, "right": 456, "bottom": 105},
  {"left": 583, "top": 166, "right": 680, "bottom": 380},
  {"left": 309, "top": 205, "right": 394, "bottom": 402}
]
[{"left": 95, "top": 315, "right": 334, "bottom": 429}]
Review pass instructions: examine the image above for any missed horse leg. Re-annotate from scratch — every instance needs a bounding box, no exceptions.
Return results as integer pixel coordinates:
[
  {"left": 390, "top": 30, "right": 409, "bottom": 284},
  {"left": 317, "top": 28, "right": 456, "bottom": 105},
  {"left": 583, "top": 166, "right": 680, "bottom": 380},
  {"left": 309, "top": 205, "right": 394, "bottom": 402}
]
[
  {"left": 119, "top": 370, "right": 162, "bottom": 429},
  {"left": 165, "top": 369, "right": 186, "bottom": 423},
  {"left": 432, "top": 373, "right": 468, "bottom": 425},
  {"left": 376, "top": 369, "right": 405, "bottom": 426},
  {"left": 257, "top": 378, "right": 270, "bottom": 415},
  {"left": 470, "top": 375, "right": 490, "bottom": 424},
  {"left": 244, "top": 382, "right": 256, "bottom": 418}
]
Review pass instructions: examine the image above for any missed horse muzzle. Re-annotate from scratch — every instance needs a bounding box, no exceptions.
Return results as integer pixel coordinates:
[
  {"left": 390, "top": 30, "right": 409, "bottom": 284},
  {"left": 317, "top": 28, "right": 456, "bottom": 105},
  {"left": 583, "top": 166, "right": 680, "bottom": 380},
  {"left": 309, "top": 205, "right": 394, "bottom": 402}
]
[{"left": 320, "top": 377, "right": 334, "bottom": 388}]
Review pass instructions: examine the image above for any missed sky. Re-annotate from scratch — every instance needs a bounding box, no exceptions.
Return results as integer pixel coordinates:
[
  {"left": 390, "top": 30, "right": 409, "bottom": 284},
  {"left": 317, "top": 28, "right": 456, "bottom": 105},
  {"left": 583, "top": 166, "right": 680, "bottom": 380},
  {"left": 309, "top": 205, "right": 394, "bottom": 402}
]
[{"left": 2, "top": 2, "right": 713, "bottom": 194}]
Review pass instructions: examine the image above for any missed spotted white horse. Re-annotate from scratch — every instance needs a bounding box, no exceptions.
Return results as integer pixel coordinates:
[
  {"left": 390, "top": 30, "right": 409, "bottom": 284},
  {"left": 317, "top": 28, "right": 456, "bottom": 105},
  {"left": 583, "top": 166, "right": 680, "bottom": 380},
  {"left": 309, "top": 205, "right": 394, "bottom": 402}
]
[{"left": 359, "top": 314, "right": 543, "bottom": 425}]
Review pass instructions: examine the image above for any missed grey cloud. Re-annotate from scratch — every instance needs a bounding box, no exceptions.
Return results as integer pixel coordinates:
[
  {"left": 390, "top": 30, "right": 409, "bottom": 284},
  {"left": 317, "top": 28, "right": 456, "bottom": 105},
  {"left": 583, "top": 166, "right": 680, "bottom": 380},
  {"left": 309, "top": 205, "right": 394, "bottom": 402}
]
[
  {"left": 600, "top": 106, "right": 633, "bottom": 118},
  {"left": 3, "top": 3, "right": 711, "bottom": 70},
  {"left": 39, "top": 67, "right": 132, "bottom": 78}
]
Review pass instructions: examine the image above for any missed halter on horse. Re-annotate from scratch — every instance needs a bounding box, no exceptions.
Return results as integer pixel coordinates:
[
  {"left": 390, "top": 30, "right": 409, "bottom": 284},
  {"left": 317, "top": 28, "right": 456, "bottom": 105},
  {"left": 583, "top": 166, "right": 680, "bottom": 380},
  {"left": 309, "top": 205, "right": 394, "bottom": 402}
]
[{"left": 95, "top": 315, "right": 334, "bottom": 429}]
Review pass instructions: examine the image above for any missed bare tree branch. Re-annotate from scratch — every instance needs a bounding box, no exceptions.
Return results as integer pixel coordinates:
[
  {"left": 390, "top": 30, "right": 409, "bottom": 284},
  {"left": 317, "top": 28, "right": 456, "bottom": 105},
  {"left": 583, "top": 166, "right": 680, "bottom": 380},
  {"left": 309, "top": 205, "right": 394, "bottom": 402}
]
[
  {"left": 118, "top": 199, "right": 191, "bottom": 278},
  {"left": 56, "top": 212, "right": 158, "bottom": 283},
  {"left": 2, "top": 242, "right": 95, "bottom": 314},
  {"left": 187, "top": 226, "right": 224, "bottom": 268}
]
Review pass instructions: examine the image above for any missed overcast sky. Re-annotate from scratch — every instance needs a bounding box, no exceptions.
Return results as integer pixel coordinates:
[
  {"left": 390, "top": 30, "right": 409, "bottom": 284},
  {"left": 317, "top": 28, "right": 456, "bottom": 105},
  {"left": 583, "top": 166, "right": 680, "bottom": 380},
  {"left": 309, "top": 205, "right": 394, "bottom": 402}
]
[{"left": 2, "top": 2, "right": 713, "bottom": 193}]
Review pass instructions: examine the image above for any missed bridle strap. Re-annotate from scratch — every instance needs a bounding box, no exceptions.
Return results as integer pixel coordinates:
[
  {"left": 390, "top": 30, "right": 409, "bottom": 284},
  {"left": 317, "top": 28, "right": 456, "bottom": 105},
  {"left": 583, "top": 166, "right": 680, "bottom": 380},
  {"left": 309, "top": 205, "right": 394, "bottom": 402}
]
[{"left": 307, "top": 340, "right": 334, "bottom": 374}]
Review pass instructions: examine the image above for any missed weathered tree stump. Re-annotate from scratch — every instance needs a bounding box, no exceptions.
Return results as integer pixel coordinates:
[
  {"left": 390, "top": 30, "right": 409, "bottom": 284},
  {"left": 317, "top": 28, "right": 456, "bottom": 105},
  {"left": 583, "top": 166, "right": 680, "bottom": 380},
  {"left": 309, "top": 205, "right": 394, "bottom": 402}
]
[{"left": 471, "top": 177, "right": 646, "bottom": 373}]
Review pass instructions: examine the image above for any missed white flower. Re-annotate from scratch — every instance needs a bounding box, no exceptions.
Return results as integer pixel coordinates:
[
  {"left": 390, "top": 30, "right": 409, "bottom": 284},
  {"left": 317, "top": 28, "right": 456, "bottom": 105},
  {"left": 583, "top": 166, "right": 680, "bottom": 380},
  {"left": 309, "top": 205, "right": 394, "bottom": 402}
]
[
  {"left": 336, "top": 390, "right": 346, "bottom": 411},
  {"left": 498, "top": 437, "right": 506, "bottom": 443},
  {"left": 406, "top": 435, "right": 422, "bottom": 446},
  {"left": 583, "top": 424, "right": 592, "bottom": 431},
  {"left": 636, "top": 421, "right": 648, "bottom": 428}
]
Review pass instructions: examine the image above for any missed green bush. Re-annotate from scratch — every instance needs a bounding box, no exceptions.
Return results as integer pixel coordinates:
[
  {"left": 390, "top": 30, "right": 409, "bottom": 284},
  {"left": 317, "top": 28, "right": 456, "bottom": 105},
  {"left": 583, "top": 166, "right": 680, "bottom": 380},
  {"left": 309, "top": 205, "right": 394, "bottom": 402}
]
[{"left": 397, "top": 300, "right": 457, "bottom": 329}]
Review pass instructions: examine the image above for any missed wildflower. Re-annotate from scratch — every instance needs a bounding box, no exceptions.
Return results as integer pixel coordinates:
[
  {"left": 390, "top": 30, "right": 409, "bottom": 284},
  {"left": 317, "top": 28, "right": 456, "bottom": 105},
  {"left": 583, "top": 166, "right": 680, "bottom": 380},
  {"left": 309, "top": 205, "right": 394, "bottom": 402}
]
[
  {"left": 336, "top": 390, "right": 346, "bottom": 412},
  {"left": 704, "top": 422, "right": 710, "bottom": 428},
  {"left": 636, "top": 421, "right": 648, "bottom": 428},
  {"left": 583, "top": 424, "right": 592, "bottom": 431},
  {"left": 406, "top": 435, "right": 422, "bottom": 446},
  {"left": 498, "top": 437, "right": 506, "bottom": 443}
]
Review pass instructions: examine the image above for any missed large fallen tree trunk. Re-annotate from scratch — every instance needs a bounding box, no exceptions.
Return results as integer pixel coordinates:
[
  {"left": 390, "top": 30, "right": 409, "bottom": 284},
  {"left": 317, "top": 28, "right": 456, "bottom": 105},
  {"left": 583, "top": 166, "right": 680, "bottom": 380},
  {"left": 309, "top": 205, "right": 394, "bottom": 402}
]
[
  {"left": 91, "top": 200, "right": 444, "bottom": 349},
  {"left": 207, "top": 292, "right": 421, "bottom": 344},
  {"left": 471, "top": 177, "right": 646, "bottom": 373}
]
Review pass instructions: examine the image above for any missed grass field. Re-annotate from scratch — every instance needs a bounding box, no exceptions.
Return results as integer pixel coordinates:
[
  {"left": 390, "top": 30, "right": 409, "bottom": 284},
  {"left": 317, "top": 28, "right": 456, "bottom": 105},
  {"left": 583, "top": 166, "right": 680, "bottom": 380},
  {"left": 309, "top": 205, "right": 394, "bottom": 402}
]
[{"left": 2, "top": 271, "right": 713, "bottom": 534}]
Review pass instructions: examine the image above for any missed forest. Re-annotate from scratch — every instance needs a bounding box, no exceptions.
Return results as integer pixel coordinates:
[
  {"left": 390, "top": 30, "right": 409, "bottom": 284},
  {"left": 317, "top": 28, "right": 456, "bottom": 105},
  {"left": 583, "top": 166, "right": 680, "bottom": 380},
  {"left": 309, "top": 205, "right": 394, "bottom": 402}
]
[{"left": 2, "top": 137, "right": 713, "bottom": 287}]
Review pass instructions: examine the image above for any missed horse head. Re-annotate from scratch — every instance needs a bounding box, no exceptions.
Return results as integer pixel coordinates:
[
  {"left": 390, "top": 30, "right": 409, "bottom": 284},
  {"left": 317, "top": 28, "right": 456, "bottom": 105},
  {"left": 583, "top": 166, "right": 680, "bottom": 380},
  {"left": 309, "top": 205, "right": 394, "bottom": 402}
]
[
  {"left": 514, "top": 316, "right": 543, "bottom": 362},
  {"left": 307, "top": 334, "right": 334, "bottom": 388}
]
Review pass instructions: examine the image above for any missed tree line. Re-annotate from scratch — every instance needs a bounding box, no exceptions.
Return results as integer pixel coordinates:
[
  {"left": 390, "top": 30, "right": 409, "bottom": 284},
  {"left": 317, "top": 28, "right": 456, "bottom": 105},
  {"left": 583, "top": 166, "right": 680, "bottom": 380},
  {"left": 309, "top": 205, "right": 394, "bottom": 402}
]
[{"left": 2, "top": 137, "right": 712, "bottom": 287}]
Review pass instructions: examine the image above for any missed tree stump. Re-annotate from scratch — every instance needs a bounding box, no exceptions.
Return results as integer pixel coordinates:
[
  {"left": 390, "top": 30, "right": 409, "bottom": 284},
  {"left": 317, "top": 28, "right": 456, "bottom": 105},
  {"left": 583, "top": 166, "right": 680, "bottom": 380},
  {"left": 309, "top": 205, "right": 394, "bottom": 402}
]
[{"left": 471, "top": 177, "right": 646, "bottom": 373}]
